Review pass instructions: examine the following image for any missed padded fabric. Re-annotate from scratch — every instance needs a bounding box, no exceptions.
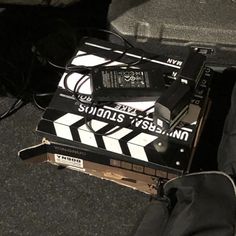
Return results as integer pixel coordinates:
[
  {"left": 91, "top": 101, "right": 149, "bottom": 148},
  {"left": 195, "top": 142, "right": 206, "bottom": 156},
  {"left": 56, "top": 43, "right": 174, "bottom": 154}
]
[
  {"left": 218, "top": 81, "right": 236, "bottom": 175},
  {"left": 135, "top": 172, "right": 236, "bottom": 236}
]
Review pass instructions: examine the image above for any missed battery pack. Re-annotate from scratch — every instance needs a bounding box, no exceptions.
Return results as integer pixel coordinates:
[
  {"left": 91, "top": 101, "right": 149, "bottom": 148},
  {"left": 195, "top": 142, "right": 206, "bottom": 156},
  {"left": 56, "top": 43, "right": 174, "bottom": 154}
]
[
  {"left": 153, "top": 80, "right": 192, "bottom": 131},
  {"left": 90, "top": 67, "right": 165, "bottom": 102}
]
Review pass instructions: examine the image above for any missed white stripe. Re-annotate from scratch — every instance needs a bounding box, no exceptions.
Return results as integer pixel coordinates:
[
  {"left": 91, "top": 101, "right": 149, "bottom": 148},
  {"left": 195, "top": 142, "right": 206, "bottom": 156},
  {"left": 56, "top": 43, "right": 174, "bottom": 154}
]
[
  {"left": 113, "top": 50, "right": 181, "bottom": 68},
  {"left": 181, "top": 127, "right": 193, "bottom": 132},
  {"left": 143, "top": 116, "right": 153, "bottom": 121},
  {"left": 104, "top": 126, "right": 120, "bottom": 135},
  {"left": 54, "top": 113, "right": 84, "bottom": 141},
  {"left": 78, "top": 120, "right": 108, "bottom": 148},
  {"left": 81, "top": 120, "right": 108, "bottom": 132},
  {"left": 103, "top": 127, "right": 133, "bottom": 154},
  {"left": 125, "top": 52, "right": 142, "bottom": 59},
  {"left": 78, "top": 129, "right": 98, "bottom": 147},
  {"left": 149, "top": 58, "right": 180, "bottom": 69},
  {"left": 84, "top": 42, "right": 112, "bottom": 51},
  {"left": 194, "top": 94, "right": 203, "bottom": 99},
  {"left": 55, "top": 113, "right": 84, "bottom": 126},
  {"left": 59, "top": 93, "right": 75, "bottom": 100},
  {"left": 129, "top": 147, "right": 148, "bottom": 161},
  {"left": 106, "top": 61, "right": 125, "bottom": 66},
  {"left": 58, "top": 73, "right": 68, "bottom": 89},
  {"left": 107, "top": 127, "right": 133, "bottom": 139},
  {"left": 72, "top": 54, "right": 107, "bottom": 67},
  {"left": 76, "top": 50, "right": 86, "bottom": 55},
  {"left": 54, "top": 124, "right": 73, "bottom": 141},
  {"left": 127, "top": 133, "right": 157, "bottom": 161},
  {"left": 112, "top": 50, "right": 180, "bottom": 69},
  {"left": 83, "top": 42, "right": 181, "bottom": 69}
]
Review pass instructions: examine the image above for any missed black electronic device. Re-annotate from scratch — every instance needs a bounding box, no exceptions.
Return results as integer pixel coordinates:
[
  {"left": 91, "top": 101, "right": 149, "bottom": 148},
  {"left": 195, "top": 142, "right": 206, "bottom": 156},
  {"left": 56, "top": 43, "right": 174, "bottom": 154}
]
[
  {"left": 153, "top": 51, "right": 206, "bottom": 130},
  {"left": 90, "top": 67, "right": 165, "bottom": 102},
  {"left": 153, "top": 80, "right": 192, "bottom": 131}
]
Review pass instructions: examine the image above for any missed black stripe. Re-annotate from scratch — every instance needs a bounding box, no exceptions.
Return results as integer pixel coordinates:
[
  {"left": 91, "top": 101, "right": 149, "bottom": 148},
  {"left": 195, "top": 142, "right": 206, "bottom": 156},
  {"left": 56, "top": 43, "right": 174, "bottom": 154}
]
[
  {"left": 144, "top": 143, "right": 166, "bottom": 165},
  {"left": 119, "top": 140, "right": 130, "bottom": 157},
  {"left": 121, "top": 130, "right": 141, "bottom": 143},
  {"left": 94, "top": 133, "right": 105, "bottom": 150},
  {"left": 43, "top": 109, "right": 66, "bottom": 121},
  {"left": 68, "top": 117, "right": 110, "bottom": 150},
  {"left": 71, "top": 118, "right": 86, "bottom": 130},
  {"left": 118, "top": 131, "right": 140, "bottom": 157},
  {"left": 69, "top": 117, "right": 92, "bottom": 143},
  {"left": 93, "top": 123, "right": 118, "bottom": 150},
  {"left": 90, "top": 119, "right": 110, "bottom": 150},
  {"left": 37, "top": 119, "right": 57, "bottom": 136},
  {"left": 70, "top": 125, "right": 81, "bottom": 143},
  {"left": 96, "top": 123, "right": 119, "bottom": 136}
]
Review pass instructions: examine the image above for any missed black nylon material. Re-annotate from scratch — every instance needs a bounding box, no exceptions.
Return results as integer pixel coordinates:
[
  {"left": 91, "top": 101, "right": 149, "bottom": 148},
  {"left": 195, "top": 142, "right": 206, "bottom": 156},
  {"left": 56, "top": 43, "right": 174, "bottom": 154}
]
[
  {"left": 218, "top": 81, "right": 236, "bottom": 175},
  {"left": 134, "top": 172, "right": 236, "bottom": 236},
  {"left": 162, "top": 173, "right": 236, "bottom": 236}
]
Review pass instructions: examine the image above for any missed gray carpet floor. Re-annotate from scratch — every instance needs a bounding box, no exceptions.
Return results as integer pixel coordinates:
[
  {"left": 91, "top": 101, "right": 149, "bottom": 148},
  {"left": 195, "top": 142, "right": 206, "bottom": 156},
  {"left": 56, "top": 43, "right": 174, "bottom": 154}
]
[
  {"left": 0, "top": 98, "right": 149, "bottom": 236},
  {"left": 0, "top": 3, "right": 150, "bottom": 235}
]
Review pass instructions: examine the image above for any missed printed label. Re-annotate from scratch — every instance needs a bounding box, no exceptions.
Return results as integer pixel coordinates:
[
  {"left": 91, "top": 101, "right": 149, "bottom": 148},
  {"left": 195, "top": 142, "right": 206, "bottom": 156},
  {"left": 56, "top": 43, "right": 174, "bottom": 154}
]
[
  {"left": 55, "top": 154, "right": 84, "bottom": 169},
  {"left": 102, "top": 70, "right": 148, "bottom": 89}
]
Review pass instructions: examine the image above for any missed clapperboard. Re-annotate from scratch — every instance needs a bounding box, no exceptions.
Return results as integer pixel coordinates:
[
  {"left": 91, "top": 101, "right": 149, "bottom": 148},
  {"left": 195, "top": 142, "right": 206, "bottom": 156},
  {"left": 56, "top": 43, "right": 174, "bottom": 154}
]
[{"left": 23, "top": 38, "right": 211, "bottom": 193}]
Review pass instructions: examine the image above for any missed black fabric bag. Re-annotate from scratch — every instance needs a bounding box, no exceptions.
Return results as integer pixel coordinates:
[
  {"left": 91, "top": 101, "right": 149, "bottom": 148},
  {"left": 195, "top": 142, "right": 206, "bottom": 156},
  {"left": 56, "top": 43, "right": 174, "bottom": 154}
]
[
  {"left": 218, "top": 81, "right": 236, "bottom": 175},
  {"left": 134, "top": 172, "right": 236, "bottom": 236}
]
